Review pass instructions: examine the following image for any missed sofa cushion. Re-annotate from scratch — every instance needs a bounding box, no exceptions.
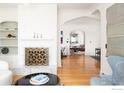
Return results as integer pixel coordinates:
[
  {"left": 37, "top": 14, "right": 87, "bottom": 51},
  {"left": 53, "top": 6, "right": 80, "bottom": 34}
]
[
  {"left": 0, "top": 70, "right": 12, "bottom": 78},
  {"left": 0, "top": 70, "right": 12, "bottom": 85},
  {"left": 0, "top": 60, "right": 9, "bottom": 70}
]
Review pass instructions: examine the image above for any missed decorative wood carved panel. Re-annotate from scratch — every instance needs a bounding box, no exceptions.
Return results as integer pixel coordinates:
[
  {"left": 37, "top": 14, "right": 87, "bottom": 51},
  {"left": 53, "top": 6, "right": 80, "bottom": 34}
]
[{"left": 25, "top": 48, "right": 49, "bottom": 66}]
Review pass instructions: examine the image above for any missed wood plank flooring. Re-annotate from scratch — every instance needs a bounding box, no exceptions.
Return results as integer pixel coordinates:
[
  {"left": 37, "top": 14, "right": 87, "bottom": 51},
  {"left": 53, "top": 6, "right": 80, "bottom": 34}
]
[
  {"left": 13, "top": 54, "right": 100, "bottom": 86},
  {"left": 12, "top": 75, "right": 23, "bottom": 85},
  {"left": 57, "top": 54, "right": 100, "bottom": 86}
]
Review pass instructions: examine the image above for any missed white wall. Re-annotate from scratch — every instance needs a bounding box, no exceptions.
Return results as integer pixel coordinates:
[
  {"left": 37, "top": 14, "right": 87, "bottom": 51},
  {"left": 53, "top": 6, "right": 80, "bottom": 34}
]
[
  {"left": 0, "top": 5, "right": 17, "bottom": 22},
  {"left": 58, "top": 5, "right": 100, "bottom": 26},
  {"left": 59, "top": 8, "right": 90, "bottom": 26},
  {"left": 62, "top": 21, "right": 100, "bottom": 56},
  {"left": 18, "top": 4, "right": 57, "bottom": 40},
  {"left": 18, "top": 4, "right": 57, "bottom": 75}
]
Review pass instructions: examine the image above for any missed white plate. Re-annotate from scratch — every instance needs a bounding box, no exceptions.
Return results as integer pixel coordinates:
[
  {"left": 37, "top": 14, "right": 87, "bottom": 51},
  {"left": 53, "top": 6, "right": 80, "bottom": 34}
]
[{"left": 29, "top": 74, "right": 49, "bottom": 85}]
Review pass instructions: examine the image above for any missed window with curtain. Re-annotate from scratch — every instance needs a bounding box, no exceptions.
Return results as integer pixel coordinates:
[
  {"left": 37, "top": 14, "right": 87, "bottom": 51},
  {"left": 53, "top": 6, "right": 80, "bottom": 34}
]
[{"left": 107, "top": 4, "right": 124, "bottom": 56}]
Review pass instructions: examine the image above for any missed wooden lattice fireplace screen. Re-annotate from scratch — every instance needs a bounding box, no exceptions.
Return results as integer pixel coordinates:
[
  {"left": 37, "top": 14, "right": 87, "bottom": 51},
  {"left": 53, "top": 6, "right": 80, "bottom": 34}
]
[{"left": 25, "top": 48, "right": 49, "bottom": 66}]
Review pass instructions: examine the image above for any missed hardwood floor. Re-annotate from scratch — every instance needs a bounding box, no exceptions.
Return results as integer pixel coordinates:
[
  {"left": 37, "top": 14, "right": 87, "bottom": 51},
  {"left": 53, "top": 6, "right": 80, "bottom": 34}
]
[
  {"left": 13, "top": 54, "right": 100, "bottom": 86},
  {"left": 57, "top": 54, "right": 100, "bottom": 86},
  {"left": 12, "top": 75, "right": 23, "bottom": 85}
]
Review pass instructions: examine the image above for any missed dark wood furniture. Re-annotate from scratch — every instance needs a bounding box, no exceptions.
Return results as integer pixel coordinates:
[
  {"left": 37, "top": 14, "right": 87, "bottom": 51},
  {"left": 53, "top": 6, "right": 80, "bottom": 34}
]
[
  {"left": 95, "top": 48, "right": 101, "bottom": 58},
  {"left": 15, "top": 73, "right": 59, "bottom": 86},
  {"left": 70, "top": 45, "right": 85, "bottom": 55}
]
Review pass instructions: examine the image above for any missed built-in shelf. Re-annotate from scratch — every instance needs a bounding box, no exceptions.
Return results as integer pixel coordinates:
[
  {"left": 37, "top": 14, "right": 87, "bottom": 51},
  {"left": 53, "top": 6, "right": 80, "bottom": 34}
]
[
  {"left": 0, "top": 54, "right": 17, "bottom": 56},
  {"left": 0, "top": 37, "right": 17, "bottom": 40},
  {"left": 0, "top": 30, "right": 17, "bottom": 32},
  {"left": 0, "top": 21, "right": 18, "bottom": 55},
  {"left": 0, "top": 45, "right": 17, "bottom": 47}
]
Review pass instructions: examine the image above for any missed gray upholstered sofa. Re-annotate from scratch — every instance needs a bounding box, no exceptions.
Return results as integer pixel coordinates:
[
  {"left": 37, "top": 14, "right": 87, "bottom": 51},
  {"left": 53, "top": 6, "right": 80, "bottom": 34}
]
[{"left": 90, "top": 56, "right": 124, "bottom": 85}]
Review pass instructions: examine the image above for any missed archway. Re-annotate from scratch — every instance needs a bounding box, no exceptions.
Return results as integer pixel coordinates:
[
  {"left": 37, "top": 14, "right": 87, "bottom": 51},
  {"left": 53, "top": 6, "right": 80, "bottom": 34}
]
[
  {"left": 59, "top": 16, "right": 101, "bottom": 68},
  {"left": 69, "top": 30, "right": 85, "bottom": 55}
]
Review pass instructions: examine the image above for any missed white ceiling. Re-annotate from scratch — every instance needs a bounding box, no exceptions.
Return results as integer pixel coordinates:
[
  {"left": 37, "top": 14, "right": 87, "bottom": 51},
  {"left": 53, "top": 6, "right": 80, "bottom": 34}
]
[{"left": 0, "top": 3, "right": 17, "bottom": 8}]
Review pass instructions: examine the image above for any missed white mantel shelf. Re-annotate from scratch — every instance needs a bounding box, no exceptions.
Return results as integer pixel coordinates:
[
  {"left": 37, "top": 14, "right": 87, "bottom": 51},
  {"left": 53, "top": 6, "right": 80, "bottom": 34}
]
[{"left": 20, "top": 38, "right": 55, "bottom": 41}]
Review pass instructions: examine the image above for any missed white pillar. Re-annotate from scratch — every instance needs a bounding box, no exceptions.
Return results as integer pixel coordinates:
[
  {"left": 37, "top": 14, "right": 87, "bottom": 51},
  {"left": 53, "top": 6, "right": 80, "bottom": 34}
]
[{"left": 100, "top": 8, "right": 112, "bottom": 75}]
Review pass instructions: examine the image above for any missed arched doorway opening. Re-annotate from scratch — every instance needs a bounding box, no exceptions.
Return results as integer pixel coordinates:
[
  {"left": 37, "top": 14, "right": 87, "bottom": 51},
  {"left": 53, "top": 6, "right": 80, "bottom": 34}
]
[{"left": 69, "top": 30, "right": 85, "bottom": 55}]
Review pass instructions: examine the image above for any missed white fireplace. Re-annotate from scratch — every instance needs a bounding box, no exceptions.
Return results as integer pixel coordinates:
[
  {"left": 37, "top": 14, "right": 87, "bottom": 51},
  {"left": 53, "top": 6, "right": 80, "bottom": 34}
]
[{"left": 16, "top": 4, "right": 57, "bottom": 75}]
